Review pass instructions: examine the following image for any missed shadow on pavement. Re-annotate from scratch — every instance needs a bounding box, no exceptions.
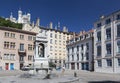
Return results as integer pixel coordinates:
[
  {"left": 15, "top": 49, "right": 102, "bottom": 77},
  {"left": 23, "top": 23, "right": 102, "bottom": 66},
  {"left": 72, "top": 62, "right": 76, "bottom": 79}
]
[{"left": 88, "top": 81, "right": 120, "bottom": 83}]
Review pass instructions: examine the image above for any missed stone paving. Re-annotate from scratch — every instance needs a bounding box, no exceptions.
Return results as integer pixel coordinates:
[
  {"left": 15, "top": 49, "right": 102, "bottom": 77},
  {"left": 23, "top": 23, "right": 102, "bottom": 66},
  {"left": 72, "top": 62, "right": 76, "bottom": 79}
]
[{"left": 0, "top": 70, "right": 120, "bottom": 83}]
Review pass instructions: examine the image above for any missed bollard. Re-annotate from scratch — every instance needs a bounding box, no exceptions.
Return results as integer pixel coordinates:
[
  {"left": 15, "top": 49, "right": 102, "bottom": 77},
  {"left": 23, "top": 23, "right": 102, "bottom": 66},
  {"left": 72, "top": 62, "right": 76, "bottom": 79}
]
[{"left": 74, "top": 71, "right": 77, "bottom": 77}]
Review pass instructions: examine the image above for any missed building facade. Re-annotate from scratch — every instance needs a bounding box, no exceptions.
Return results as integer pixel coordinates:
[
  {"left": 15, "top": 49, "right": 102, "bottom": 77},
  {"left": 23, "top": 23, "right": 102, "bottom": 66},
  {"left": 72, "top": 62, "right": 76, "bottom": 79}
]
[
  {"left": 22, "top": 19, "right": 73, "bottom": 67},
  {"left": 0, "top": 26, "right": 36, "bottom": 70},
  {"left": 66, "top": 30, "right": 94, "bottom": 71},
  {"left": 94, "top": 10, "right": 120, "bottom": 73}
]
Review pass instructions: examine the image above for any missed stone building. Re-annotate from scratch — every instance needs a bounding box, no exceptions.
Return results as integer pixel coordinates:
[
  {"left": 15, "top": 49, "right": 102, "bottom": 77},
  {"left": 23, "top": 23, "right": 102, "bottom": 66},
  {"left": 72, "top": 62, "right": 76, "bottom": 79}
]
[
  {"left": 66, "top": 30, "right": 94, "bottom": 71},
  {"left": 94, "top": 10, "right": 120, "bottom": 73}
]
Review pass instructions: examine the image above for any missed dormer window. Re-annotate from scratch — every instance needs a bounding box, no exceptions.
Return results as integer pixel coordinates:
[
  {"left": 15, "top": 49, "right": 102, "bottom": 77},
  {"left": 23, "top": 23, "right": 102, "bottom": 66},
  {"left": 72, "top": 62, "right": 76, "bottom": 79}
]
[
  {"left": 97, "top": 23, "right": 101, "bottom": 28},
  {"left": 117, "top": 14, "right": 120, "bottom": 20},
  {"left": 105, "top": 18, "right": 111, "bottom": 24}
]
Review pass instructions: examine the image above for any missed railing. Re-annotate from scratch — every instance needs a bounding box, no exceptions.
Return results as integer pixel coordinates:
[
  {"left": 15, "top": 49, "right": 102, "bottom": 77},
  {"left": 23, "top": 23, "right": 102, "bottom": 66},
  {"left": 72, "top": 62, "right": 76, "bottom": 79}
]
[{"left": 18, "top": 49, "right": 26, "bottom": 53}]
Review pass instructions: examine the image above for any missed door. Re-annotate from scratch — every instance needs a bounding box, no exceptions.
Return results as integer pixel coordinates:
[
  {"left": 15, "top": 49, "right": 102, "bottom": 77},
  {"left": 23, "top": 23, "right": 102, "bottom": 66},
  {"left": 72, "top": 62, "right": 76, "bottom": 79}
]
[
  {"left": 5, "top": 63, "right": 9, "bottom": 70},
  {"left": 10, "top": 63, "right": 14, "bottom": 70},
  {"left": 20, "top": 63, "right": 23, "bottom": 70},
  {"left": 71, "top": 63, "right": 75, "bottom": 70}
]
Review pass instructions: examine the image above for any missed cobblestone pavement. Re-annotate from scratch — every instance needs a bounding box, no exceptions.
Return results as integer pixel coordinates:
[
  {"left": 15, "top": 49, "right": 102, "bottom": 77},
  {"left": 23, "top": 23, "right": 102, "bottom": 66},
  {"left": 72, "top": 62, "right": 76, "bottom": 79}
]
[{"left": 0, "top": 70, "right": 120, "bottom": 83}]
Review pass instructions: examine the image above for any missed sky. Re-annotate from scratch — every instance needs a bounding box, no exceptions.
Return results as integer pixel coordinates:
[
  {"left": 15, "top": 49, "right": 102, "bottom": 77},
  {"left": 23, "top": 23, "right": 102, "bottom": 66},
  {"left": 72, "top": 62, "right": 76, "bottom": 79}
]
[{"left": 0, "top": 0, "right": 120, "bottom": 32}]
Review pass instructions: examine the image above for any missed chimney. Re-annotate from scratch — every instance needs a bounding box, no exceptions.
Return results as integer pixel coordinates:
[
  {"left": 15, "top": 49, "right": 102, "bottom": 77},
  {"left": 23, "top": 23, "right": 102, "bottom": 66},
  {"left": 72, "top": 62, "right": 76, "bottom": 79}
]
[
  {"left": 49, "top": 22, "right": 53, "bottom": 29},
  {"left": 35, "top": 18, "right": 40, "bottom": 27},
  {"left": 63, "top": 26, "right": 66, "bottom": 32},
  {"left": 100, "top": 15, "right": 105, "bottom": 19}
]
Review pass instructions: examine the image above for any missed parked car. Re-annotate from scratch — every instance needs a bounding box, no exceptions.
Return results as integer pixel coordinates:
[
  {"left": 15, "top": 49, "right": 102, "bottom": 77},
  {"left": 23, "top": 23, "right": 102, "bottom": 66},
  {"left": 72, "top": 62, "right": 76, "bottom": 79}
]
[{"left": 21, "top": 65, "right": 31, "bottom": 71}]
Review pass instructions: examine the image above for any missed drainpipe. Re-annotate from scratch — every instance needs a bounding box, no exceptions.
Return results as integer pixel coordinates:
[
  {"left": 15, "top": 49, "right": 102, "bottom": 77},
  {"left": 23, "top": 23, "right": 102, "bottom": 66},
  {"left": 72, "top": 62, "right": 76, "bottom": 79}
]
[{"left": 112, "top": 14, "right": 115, "bottom": 73}]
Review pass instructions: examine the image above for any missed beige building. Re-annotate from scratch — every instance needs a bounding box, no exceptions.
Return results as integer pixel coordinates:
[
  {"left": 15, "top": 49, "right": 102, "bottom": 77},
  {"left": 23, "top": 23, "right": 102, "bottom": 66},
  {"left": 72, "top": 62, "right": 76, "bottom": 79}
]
[
  {"left": 22, "top": 20, "right": 73, "bottom": 67},
  {"left": 0, "top": 26, "right": 36, "bottom": 70}
]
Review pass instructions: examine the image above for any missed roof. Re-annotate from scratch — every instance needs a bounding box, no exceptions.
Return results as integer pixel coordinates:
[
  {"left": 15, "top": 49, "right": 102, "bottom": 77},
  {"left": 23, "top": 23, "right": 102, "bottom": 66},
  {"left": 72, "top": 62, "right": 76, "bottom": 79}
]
[{"left": 0, "top": 26, "right": 37, "bottom": 35}]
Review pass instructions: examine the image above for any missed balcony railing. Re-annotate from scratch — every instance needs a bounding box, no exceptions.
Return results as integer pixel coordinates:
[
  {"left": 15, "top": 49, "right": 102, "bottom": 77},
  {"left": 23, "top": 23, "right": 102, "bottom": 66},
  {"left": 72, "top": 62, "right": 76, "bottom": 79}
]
[
  {"left": 116, "top": 52, "right": 120, "bottom": 56},
  {"left": 19, "top": 60, "right": 24, "bottom": 63},
  {"left": 18, "top": 49, "right": 26, "bottom": 54},
  {"left": 105, "top": 53, "right": 112, "bottom": 57},
  {"left": 96, "top": 41, "right": 101, "bottom": 45}
]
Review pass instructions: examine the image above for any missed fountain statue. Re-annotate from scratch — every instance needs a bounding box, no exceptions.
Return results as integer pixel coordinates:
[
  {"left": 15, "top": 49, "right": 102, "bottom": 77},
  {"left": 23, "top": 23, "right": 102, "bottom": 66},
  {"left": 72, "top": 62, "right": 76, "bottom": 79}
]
[{"left": 28, "top": 30, "right": 50, "bottom": 78}]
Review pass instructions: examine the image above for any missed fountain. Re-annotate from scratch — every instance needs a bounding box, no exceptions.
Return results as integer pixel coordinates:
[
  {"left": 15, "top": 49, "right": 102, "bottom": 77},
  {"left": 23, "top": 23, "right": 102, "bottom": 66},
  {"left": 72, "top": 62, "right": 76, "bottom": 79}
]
[{"left": 19, "top": 30, "right": 80, "bottom": 82}]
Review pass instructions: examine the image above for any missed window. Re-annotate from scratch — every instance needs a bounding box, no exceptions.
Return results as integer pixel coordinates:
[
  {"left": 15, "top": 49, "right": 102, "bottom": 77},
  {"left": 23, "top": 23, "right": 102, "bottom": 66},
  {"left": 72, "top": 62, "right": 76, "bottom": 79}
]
[
  {"left": 50, "top": 46, "right": 53, "bottom": 51},
  {"left": 63, "top": 36, "right": 65, "bottom": 40},
  {"left": 97, "top": 31, "right": 101, "bottom": 42},
  {"left": 10, "top": 42, "right": 15, "bottom": 49},
  {"left": 28, "top": 44, "right": 33, "bottom": 51},
  {"left": 72, "top": 47, "right": 74, "bottom": 52},
  {"left": 118, "top": 58, "right": 120, "bottom": 66},
  {"left": 97, "top": 46, "right": 101, "bottom": 56},
  {"left": 72, "top": 55, "right": 74, "bottom": 61},
  {"left": 33, "top": 36, "right": 36, "bottom": 41},
  {"left": 4, "top": 32, "right": 9, "bottom": 37},
  {"left": 77, "top": 54, "right": 79, "bottom": 61},
  {"left": 117, "top": 24, "right": 120, "bottom": 37},
  {"left": 86, "top": 43, "right": 89, "bottom": 50},
  {"left": 10, "top": 54, "right": 15, "bottom": 60},
  {"left": 11, "top": 33, "right": 15, "bottom": 38},
  {"left": 86, "top": 53, "right": 89, "bottom": 60},
  {"left": 106, "top": 43, "right": 111, "bottom": 55},
  {"left": 77, "top": 46, "right": 79, "bottom": 51},
  {"left": 4, "top": 54, "right": 9, "bottom": 60},
  {"left": 20, "top": 55, "right": 24, "bottom": 61},
  {"left": 68, "top": 55, "right": 69, "bottom": 61},
  {"left": 105, "top": 18, "right": 111, "bottom": 24},
  {"left": 4, "top": 41, "right": 9, "bottom": 49},
  {"left": 81, "top": 44, "right": 84, "bottom": 50},
  {"left": 106, "top": 59, "right": 112, "bottom": 67},
  {"left": 97, "top": 60, "right": 102, "bottom": 67},
  {"left": 28, "top": 55, "right": 32, "bottom": 61},
  {"left": 4, "top": 32, "right": 15, "bottom": 38},
  {"left": 85, "top": 34, "right": 88, "bottom": 38},
  {"left": 55, "top": 34, "right": 57, "bottom": 38},
  {"left": 59, "top": 35, "right": 61, "bottom": 39},
  {"left": 28, "top": 36, "right": 32, "bottom": 41},
  {"left": 20, "top": 35, "right": 24, "bottom": 40},
  {"left": 20, "top": 43, "right": 24, "bottom": 51},
  {"left": 81, "top": 53, "right": 84, "bottom": 60},
  {"left": 4, "top": 54, "right": 15, "bottom": 60},
  {"left": 117, "top": 41, "right": 120, "bottom": 53},
  {"left": 116, "top": 14, "right": 120, "bottom": 20},
  {"left": 55, "top": 40, "right": 57, "bottom": 44},
  {"left": 97, "top": 23, "right": 101, "bottom": 28},
  {"left": 67, "top": 48, "right": 69, "bottom": 53},
  {"left": 106, "top": 28, "right": 111, "bottom": 40},
  {"left": 50, "top": 39, "right": 53, "bottom": 44},
  {"left": 50, "top": 33, "right": 52, "bottom": 38}
]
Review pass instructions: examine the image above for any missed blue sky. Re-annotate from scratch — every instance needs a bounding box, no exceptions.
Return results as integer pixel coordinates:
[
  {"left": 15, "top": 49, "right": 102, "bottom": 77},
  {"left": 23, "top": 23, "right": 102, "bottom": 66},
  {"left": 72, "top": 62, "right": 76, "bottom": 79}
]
[{"left": 0, "top": 0, "right": 120, "bottom": 32}]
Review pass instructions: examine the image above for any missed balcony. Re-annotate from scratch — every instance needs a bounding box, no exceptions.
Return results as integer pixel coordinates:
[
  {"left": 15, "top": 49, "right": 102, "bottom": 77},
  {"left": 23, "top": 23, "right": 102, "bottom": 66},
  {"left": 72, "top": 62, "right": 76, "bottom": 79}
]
[
  {"left": 116, "top": 52, "right": 120, "bottom": 57},
  {"left": 116, "top": 36, "right": 120, "bottom": 40},
  {"left": 81, "top": 50, "right": 84, "bottom": 53},
  {"left": 105, "top": 53, "right": 112, "bottom": 58},
  {"left": 104, "top": 23, "right": 111, "bottom": 28},
  {"left": 96, "top": 41, "right": 101, "bottom": 45},
  {"left": 18, "top": 49, "right": 26, "bottom": 54},
  {"left": 19, "top": 60, "right": 24, "bottom": 63},
  {"left": 96, "top": 55, "right": 102, "bottom": 59},
  {"left": 76, "top": 51, "right": 79, "bottom": 54},
  {"left": 105, "top": 38, "right": 111, "bottom": 42}
]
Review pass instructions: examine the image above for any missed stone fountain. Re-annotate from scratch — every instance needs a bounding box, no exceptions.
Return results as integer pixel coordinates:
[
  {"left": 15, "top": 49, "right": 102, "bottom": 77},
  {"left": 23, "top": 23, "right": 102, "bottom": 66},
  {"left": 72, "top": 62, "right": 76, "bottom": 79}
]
[{"left": 23, "top": 30, "right": 50, "bottom": 79}]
